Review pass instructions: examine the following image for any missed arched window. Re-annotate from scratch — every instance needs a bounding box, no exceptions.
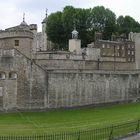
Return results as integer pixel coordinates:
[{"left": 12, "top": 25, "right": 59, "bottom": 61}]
[
  {"left": 0, "top": 72, "right": 6, "bottom": 80},
  {"left": 9, "top": 72, "right": 17, "bottom": 79}
]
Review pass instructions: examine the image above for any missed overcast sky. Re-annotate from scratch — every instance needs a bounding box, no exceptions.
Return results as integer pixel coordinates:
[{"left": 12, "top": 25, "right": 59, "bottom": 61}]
[{"left": 0, "top": 0, "right": 139, "bottom": 31}]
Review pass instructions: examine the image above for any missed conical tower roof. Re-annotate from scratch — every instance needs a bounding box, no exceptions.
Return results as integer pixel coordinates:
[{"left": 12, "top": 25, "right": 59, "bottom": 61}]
[
  {"left": 20, "top": 13, "right": 28, "bottom": 26},
  {"left": 42, "top": 9, "right": 48, "bottom": 23}
]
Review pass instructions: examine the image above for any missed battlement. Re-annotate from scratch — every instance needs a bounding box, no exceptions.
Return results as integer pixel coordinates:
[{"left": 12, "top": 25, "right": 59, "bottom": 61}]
[{"left": 0, "top": 30, "right": 34, "bottom": 39}]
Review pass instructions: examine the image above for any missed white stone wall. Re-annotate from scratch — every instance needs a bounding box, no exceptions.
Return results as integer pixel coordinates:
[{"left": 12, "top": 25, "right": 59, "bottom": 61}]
[
  {"left": 86, "top": 47, "right": 100, "bottom": 60},
  {"left": 129, "top": 32, "right": 140, "bottom": 69},
  {"left": 69, "top": 39, "right": 81, "bottom": 54}
]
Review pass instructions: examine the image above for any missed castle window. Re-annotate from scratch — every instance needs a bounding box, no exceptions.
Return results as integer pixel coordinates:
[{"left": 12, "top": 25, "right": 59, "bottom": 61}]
[
  {"left": 122, "top": 46, "right": 124, "bottom": 50},
  {"left": 102, "top": 52, "right": 106, "bottom": 56},
  {"left": 128, "top": 58, "right": 131, "bottom": 62},
  {"left": 0, "top": 72, "right": 6, "bottom": 80},
  {"left": 9, "top": 72, "right": 17, "bottom": 79},
  {"left": 107, "top": 44, "right": 110, "bottom": 48},
  {"left": 122, "top": 52, "right": 125, "bottom": 57},
  {"left": 102, "top": 44, "right": 105, "bottom": 48},
  {"left": 128, "top": 44, "right": 130, "bottom": 48},
  {"left": 15, "top": 40, "right": 19, "bottom": 46},
  {"left": 132, "top": 51, "right": 134, "bottom": 55},
  {"left": 117, "top": 46, "right": 120, "bottom": 50},
  {"left": 128, "top": 50, "right": 130, "bottom": 55}
]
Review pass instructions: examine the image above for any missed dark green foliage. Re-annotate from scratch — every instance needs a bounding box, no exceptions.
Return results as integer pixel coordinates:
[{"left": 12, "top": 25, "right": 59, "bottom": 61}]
[
  {"left": 46, "top": 5, "right": 140, "bottom": 49},
  {"left": 46, "top": 6, "right": 92, "bottom": 49},
  {"left": 117, "top": 15, "right": 140, "bottom": 38},
  {"left": 91, "top": 6, "right": 116, "bottom": 40},
  {"left": 46, "top": 12, "right": 66, "bottom": 49}
]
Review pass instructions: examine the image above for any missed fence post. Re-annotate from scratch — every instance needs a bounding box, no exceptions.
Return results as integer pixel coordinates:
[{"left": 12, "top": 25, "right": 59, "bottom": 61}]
[
  {"left": 109, "top": 125, "right": 114, "bottom": 140},
  {"left": 77, "top": 131, "right": 80, "bottom": 140},
  {"left": 136, "top": 119, "right": 140, "bottom": 133}
]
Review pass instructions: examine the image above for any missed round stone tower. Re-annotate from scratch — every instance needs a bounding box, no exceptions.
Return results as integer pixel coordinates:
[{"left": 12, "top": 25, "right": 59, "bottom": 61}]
[{"left": 0, "top": 14, "right": 34, "bottom": 58}]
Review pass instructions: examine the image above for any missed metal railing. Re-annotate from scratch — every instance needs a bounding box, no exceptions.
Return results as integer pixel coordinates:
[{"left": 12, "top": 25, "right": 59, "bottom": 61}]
[{"left": 0, "top": 120, "right": 139, "bottom": 140}]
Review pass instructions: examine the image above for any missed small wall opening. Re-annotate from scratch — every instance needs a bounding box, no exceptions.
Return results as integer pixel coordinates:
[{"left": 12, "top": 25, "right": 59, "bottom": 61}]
[
  {"left": 9, "top": 72, "right": 17, "bottom": 79},
  {"left": 0, "top": 72, "right": 6, "bottom": 80}
]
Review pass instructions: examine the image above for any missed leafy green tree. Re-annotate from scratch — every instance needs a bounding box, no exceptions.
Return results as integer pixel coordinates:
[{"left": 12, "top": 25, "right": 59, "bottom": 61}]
[
  {"left": 91, "top": 6, "right": 116, "bottom": 40},
  {"left": 117, "top": 15, "right": 140, "bottom": 37},
  {"left": 46, "top": 5, "right": 140, "bottom": 50},
  {"left": 46, "top": 6, "right": 92, "bottom": 48},
  {"left": 46, "top": 11, "right": 65, "bottom": 49},
  {"left": 62, "top": 6, "right": 91, "bottom": 47},
  {"left": 77, "top": 8, "right": 93, "bottom": 47},
  {"left": 62, "top": 6, "right": 76, "bottom": 41}
]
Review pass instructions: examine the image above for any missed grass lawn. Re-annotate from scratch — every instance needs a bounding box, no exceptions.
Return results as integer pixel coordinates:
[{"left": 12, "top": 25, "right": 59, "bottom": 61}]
[{"left": 0, "top": 102, "right": 140, "bottom": 135}]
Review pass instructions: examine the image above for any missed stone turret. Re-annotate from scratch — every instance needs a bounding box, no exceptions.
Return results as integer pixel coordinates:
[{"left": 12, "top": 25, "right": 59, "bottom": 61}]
[
  {"left": 72, "top": 27, "right": 78, "bottom": 39},
  {"left": 0, "top": 14, "right": 34, "bottom": 58},
  {"left": 69, "top": 27, "right": 81, "bottom": 54},
  {"left": 41, "top": 9, "right": 48, "bottom": 51},
  {"left": 30, "top": 24, "right": 37, "bottom": 34}
]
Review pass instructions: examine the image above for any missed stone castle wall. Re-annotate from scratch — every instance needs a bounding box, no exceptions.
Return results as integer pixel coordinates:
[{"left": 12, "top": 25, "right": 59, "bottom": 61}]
[
  {"left": 0, "top": 15, "right": 138, "bottom": 111},
  {"left": 36, "top": 59, "right": 135, "bottom": 70},
  {"left": 129, "top": 32, "right": 140, "bottom": 69},
  {"left": 0, "top": 29, "right": 34, "bottom": 59},
  {"left": 0, "top": 49, "right": 138, "bottom": 111},
  {"left": 47, "top": 71, "right": 140, "bottom": 108},
  {"left": 0, "top": 30, "right": 33, "bottom": 39},
  {"left": 0, "top": 49, "right": 47, "bottom": 110}
]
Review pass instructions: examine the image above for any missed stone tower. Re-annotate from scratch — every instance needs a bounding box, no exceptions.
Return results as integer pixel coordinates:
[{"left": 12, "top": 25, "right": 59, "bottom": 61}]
[
  {"left": 129, "top": 32, "right": 140, "bottom": 69},
  {"left": 41, "top": 9, "right": 48, "bottom": 51},
  {"left": 0, "top": 14, "right": 34, "bottom": 59},
  {"left": 69, "top": 27, "right": 81, "bottom": 54}
]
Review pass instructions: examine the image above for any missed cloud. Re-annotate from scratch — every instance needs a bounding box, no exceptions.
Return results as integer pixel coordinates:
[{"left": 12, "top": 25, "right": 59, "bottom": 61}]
[
  {"left": 93, "top": 0, "right": 140, "bottom": 20},
  {"left": 0, "top": 0, "right": 140, "bottom": 31}
]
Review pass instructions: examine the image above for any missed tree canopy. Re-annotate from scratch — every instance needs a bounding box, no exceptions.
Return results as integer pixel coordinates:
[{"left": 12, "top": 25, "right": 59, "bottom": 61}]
[
  {"left": 90, "top": 6, "right": 116, "bottom": 40},
  {"left": 46, "top": 11, "right": 65, "bottom": 49},
  {"left": 46, "top": 6, "right": 140, "bottom": 50},
  {"left": 117, "top": 15, "right": 140, "bottom": 38}
]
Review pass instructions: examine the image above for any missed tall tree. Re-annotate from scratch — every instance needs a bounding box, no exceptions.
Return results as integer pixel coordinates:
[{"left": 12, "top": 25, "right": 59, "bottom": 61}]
[
  {"left": 75, "top": 8, "right": 93, "bottom": 47},
  {"left": 117, "top": 15, "right": 140, "bottom": 37},
  {"left": 62, "top": 6, "right": 76, "bottom": 41},
  {"left": 46, "top": 11, "right": 65, "bottom": 49},
  {"left": 46, "top": 6, "right": 92, "bottom": 49},
  {"left": 62, "top": 6, "right": 91, "bottom": 47},
  {"left": 91, "top": 6, "right": 116, "bottom": 40},
  {"left": 46, "top": 5, "right": 140, "bottom": 50}
]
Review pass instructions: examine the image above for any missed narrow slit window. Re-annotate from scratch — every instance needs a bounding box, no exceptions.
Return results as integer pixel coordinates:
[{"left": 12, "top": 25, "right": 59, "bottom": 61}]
[{"left": 15, "top": 40, "right": 19, "bottom": 46}]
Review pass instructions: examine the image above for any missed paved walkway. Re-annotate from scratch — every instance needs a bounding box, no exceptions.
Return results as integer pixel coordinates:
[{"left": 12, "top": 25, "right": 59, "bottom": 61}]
[{"left": 120, "top": 133, "right": 140, "bottom": 140}]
